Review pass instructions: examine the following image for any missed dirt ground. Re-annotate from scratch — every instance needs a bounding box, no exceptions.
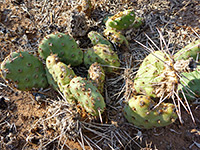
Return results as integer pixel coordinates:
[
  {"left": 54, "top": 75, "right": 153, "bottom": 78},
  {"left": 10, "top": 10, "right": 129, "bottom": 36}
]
[{"left": 0, "top": 0, "right": 200, "bottom": 150}]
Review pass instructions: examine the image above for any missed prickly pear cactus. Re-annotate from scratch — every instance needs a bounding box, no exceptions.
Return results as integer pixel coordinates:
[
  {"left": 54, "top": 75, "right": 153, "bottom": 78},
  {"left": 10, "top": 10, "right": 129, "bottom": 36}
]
[
  {"left": 83, "top": 44, "right": 120, "bottom": 72},
  {"left": 1, "top": 51, "right": 48, "bottom": 91},
  {"left": 88, "top": 31, "right": 113, "bottom": 49},
  {"left": 105, "top": 9, "right": 136, "bottom": 30},
  {"left": 103, "top": 29, "right": 129, "bottom": 47},
  {"left": 133, "top": 51, "right": 178, "bottom": 98},
  {"left": 69, "top": 76, "right": 106, "bottom": 116},
  {"left": 104, "top": 15, "right": 143, "bottom": 29},
  {"left": 46, "top": 54, "right": 76, "bottom": 103},
  {"left": 174, "top": 39, "right": 200, "bottom": 61},
  {"left": 88, "top": 62, "right": 105, "bottom": 94},
  {"left": 123, "top": 95, "right": 177, "bottom": 129},
  {"left": 178, "top": 66, "right": 200, "bottom": 101},
  {"left": 38, "top": 32, "right": 83, "bottom": 66}
]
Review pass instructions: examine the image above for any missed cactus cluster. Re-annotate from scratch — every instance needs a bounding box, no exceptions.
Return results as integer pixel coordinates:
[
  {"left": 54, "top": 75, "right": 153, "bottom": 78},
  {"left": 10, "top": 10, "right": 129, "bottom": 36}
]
[
  {"left": 45, "top": 54, "right": 106, "bottom": 116},
  {"left": 102, "top": 9, "right": 143, "bottom": 47},
  {"left": 85, "top": 9, "right": 144, "bottom": 73},
  {"left": 123, "top": 39, "right": 200, "bottom": 129},
  {"left": 2, "top": 8, "right": 199, "bottom": 130},
  {"left": 1, "top": 31, "right": 109, "bottom": 117}
]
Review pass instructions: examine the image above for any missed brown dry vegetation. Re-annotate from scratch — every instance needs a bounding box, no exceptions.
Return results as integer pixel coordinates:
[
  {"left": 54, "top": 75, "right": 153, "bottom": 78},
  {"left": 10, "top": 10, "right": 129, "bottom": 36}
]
[{"left": 0, "top": 0, "right": 200, "bottom": 150}]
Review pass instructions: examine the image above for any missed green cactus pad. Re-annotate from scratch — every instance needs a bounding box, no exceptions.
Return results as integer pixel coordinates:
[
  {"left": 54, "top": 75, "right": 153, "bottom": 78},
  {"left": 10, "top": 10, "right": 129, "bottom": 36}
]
[
  {"left": 174, "top": 39, "right": 200, "bottom": 61},
  {"left": 105, "top": 9, "right": 135, "bottom": 30},
  {"left": 83, "top": 44, "right": 120, "bottom": 73},
  {"left": 53, "top": 62, "right": 75, "bottom": 86},
  {"left": 88, "top": 31, "right": 113, "bottom": 49},
  {"left": 103, "top": 29, "right": 129, "bottom": 47},
  {"left": 69, "top": 76, "right": 106, "bottom": 116},
  {"left": 104, "top": 15, "right": 143, "bottom": 29},
  {"left": 88, "top": 62, "right": 105, "bottom": 94},
  {"left": 1, "top": 51, "right": 48, "bottom": 91},
  {"left": 133, "top": 51, "right": 177, "bottom": 98},
  {"left": 178, "top": 66, "right": 200, "bottom": 101},
  {"left": 38, "top": 32, "right": 83, "bottom": 66},
  {"left": 46, "top": 54, "right": 76, "bottom": 103},
  {"left": 123, "top": 95, "right": 177, "bottom": 129}
]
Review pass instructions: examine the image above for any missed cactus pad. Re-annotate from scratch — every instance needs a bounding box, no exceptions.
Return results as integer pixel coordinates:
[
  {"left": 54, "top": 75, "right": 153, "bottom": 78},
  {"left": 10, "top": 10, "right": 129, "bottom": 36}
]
[
  {"left": 46, "top": 54, "right": 76, "bottom": 103},
  {"left": 88, "top": 31, "right": 113, "bottom": 49},
  {"left": 38, "top": 32, "right": 83, "bottom": 66},
  {"left": 105, "top": 9, "right": 136, "bottom": 30},
  {"left": 83, "top": 44, "right": 120, "bottom": 72},
  {"left": 134, "top": 51, "right": 179, "bottom": 98},
  {"left": 174, "top": 39, "right": 200, "bottom": 61},
  {"left": 123, "top": 95, "right": 177, "bottom": 129},
  {"left": 178, "top": 66, "right": 200, "bottom": 101},
  {"left": 1, "top": 51, "right": 48, "bottom": 91},
  {"left": 69, "top": 76, "right": 106, "bottom": 116}
]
